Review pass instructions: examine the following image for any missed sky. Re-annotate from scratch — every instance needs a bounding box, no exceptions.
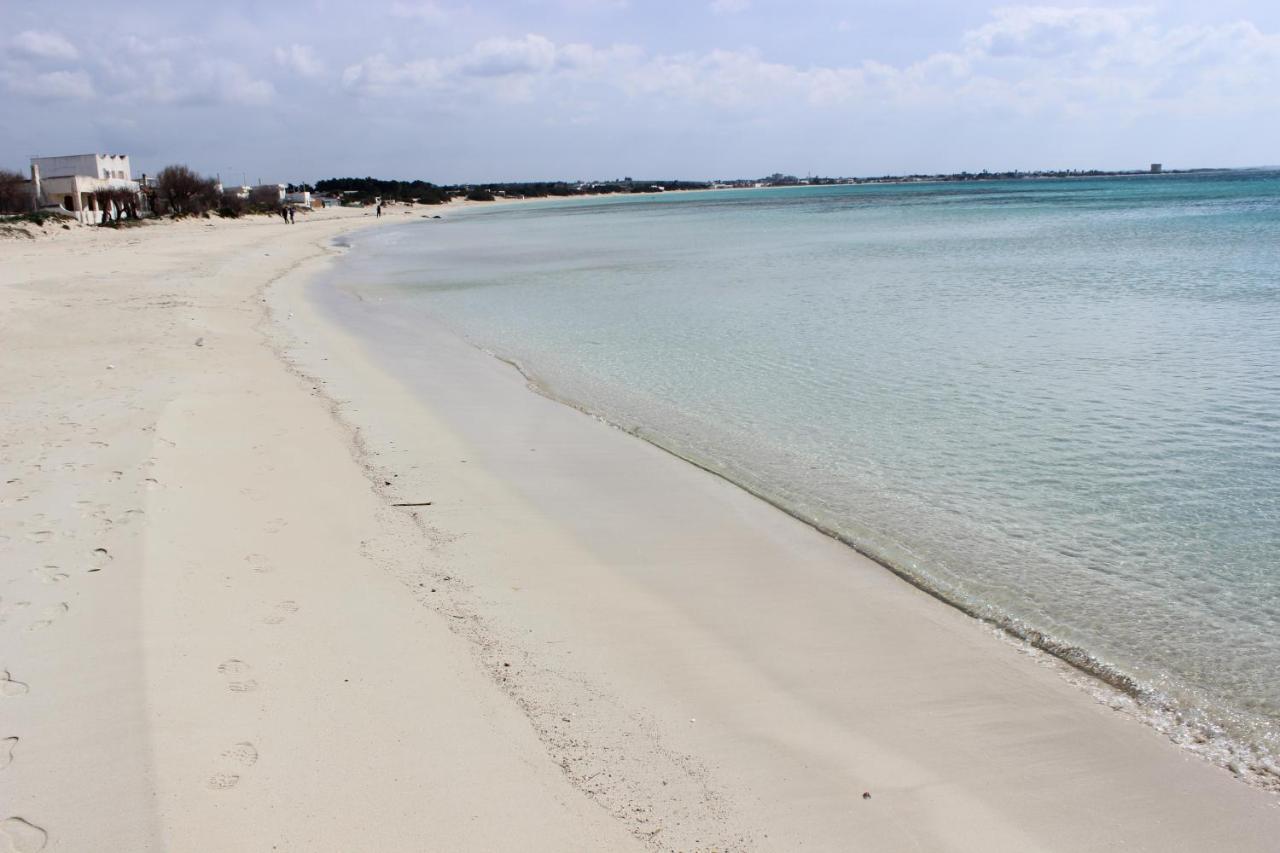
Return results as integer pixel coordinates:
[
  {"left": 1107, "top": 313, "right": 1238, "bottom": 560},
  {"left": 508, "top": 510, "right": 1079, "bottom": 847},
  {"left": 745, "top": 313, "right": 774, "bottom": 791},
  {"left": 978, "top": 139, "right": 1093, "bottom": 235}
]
[{"left": 2, "top": 1, "right": 1279, "bottom": 183}]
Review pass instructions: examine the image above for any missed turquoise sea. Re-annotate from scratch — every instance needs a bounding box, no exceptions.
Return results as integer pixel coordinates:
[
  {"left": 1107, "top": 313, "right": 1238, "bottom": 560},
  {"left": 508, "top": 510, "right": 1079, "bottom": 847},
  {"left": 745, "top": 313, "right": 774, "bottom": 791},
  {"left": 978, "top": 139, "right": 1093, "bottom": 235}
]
[{"left": 322, "top": 172, "right": 1280, "bottom": 782}]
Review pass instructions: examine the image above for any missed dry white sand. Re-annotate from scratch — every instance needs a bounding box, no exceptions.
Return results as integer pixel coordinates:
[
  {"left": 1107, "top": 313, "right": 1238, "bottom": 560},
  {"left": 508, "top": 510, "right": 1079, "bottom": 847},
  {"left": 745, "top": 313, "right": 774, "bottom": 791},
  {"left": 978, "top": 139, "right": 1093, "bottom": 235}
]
[
  {"left": 0, "top": 205, "right": 639, "bottom": 852},
  {"left": 2, "top": 203, "right": 1279, "bottom": 851}
]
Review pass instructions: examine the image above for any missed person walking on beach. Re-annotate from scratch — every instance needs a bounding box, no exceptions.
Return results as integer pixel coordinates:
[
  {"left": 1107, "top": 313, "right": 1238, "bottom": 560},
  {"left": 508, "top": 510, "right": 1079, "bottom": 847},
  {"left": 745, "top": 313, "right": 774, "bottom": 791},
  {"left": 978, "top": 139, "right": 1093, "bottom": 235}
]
[
  {"left": 288, "top": 207, "right": 295, "bottom": 224},
  {"left": 280, "top": 206, "right": 288, "bottom": 224},
  {"left": 376, "top": 202, "right": 382, "bottom": 218}
]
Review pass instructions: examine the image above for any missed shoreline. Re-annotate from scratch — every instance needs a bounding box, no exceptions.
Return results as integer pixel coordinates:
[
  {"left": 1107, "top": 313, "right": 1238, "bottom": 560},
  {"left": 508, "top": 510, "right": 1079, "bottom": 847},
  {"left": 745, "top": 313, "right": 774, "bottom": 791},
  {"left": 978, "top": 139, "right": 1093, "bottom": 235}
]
[
  {"left": 479, "top": 345, "right": 1271, "bottom": 791},
  {"left": 293, "top": 219, "right": 1280, "bottom": 845},
  {"left": 479, "top": 347, "right": 1168, "bottom": 710},
  {"left": 328, "top": 201, "right": 1279, "bottom": 793},
  {"left": 2, "top": 205, "right": 1278, "bottom": 850}
]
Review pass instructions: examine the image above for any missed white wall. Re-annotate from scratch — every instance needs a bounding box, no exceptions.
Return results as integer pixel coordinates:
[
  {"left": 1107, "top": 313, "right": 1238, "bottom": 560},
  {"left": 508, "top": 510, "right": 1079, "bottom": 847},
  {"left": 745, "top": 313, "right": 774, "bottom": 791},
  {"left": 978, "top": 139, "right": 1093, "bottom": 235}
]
[
  {"left": 31, "top": 153, "right": 132, "bottom": 181},
  {"left": 95, "top": 154, "right": 132, "bottom": 180}
]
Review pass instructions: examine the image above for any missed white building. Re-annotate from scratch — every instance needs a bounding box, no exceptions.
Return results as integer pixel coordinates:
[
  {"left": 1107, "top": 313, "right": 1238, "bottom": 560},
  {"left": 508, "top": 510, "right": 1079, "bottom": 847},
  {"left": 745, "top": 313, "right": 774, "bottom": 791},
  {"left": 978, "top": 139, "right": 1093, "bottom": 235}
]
[
  {"left": 216, "top": 181, "right": 252, "bottom": 199},
  {"left": 29, "top": 153, "right": 146, "bottom": 224}
]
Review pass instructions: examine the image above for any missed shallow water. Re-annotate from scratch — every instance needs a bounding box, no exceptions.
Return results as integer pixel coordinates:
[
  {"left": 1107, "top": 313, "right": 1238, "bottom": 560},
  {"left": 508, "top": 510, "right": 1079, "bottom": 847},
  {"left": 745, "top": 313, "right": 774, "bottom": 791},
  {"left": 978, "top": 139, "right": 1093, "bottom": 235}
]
[{"left": 323, "top": 173, "right": 1280, "bottom": 778}]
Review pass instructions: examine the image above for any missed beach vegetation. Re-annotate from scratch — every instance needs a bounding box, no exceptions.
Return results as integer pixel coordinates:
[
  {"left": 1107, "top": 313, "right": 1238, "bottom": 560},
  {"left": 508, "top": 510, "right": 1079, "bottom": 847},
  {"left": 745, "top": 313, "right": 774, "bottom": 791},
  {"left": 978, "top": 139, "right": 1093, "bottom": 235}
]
[
  {"left": 1, "top": 209, "right": 70, "bottom": 227},
  {"left": 314, "top": 177, "right": 450, "bottom": 205},
  {"left": 465, "top": 189, "right": 496, "bottom": 201},
  {"left": 248, "top": 185, "right": 283, "bottom": 208},
  {"left": 155, "top": 164, "right": 220, "bottom": 216},
  {"left": 218, "top": 193, "right": 248, "bottom": 218},
  {"left": 93, "top": 186, "right": 142, "bottom": 224},
  {"left": 0, "top": 169, "right": 30, "bottom": 214},
  {"left": 93, "top": 188, "right": 113, "bottom": 222}
]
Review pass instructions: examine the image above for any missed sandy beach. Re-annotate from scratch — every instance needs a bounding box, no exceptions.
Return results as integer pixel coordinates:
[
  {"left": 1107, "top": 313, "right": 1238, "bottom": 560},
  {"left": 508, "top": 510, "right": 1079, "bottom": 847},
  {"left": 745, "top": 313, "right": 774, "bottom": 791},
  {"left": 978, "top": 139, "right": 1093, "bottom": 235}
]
[{"left": 3, "top": 205, "right": 1279, "bottom": 851}]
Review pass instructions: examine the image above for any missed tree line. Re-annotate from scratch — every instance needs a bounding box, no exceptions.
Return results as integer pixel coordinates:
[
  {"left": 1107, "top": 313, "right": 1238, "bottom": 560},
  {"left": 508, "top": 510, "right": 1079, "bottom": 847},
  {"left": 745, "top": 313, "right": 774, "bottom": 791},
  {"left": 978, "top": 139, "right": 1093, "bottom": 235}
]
[{"left": 313, "top": 176, "right": 712, "bottom": 204}]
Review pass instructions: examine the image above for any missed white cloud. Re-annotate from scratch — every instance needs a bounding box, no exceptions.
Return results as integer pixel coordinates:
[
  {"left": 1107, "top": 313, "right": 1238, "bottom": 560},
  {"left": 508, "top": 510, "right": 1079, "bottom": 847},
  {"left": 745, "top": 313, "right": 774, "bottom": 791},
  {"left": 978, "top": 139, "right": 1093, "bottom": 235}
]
[
  {"left": 108, "top": 56, "right": 275, "bottom": 107},
  {"left": 11, "top": 30, "right": 79, "bottom": 61},
  {"left": 120, "top": 33, "right": 190, "bottom": 57},
  {"left": 389, "top": 1, "right": 448, "bottom": 22},
  {"left": 908, "top": 7, "right": 1280, "bottom": 115},
  {"left": 963, "top": 5, "right": 1142, "bottom": 58},
  {"left": 625, "top": 6, "right": 1280, "bottom": 116},
  {"left": 3, "top": 69, "right": 94, "bottom": 100},
  {"left": 557, "top": 41, "right": 642, "bottom": 72},
  {"left": 6, "top": 2, "right": 1280, "bottom": 178},
  {"left": 341, "top": 53, "right": 445, "bottom": 94},
  {"left": 625, "top": 48, "right": 867, "bottom": 109},
  {"left": 342, "top": 34, "right": 640, "bottom": 98},
  {"left": 198, "top": 60, "right": 275, "bottom": 106},
  {"left": 282, "top": 7, "right": 1280, "bottom": 128},
  {"left": 459, "top": 34, "right": 560, "bottom": 77},
  {"left": 275, "top": 43, "right": 324, "bottom": 78}
]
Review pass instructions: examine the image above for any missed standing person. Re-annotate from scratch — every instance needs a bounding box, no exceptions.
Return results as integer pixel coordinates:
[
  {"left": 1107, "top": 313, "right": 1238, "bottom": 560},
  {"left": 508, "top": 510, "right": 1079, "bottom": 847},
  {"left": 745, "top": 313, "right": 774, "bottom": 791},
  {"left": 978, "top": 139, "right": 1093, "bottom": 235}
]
[
  {"left": 376, "top": 202, "right": 382, "bottom": 218},
  {"left": 288, "top": 206, "right": 295, "bottom": 224},
  {"left": 280, "top": 206, "right": 288, "bottom": 223}
]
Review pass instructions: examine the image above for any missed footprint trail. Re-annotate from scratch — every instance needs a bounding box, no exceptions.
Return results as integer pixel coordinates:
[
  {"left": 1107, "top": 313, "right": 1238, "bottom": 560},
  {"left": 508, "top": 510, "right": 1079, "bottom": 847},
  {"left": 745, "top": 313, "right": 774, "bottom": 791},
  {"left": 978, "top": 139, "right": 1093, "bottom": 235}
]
[
  {"left": 217, "top": 659, "right": 258, "bottom": 693},
  {"left": 206, "top": 741, "right": 259, "bottom": 790}
]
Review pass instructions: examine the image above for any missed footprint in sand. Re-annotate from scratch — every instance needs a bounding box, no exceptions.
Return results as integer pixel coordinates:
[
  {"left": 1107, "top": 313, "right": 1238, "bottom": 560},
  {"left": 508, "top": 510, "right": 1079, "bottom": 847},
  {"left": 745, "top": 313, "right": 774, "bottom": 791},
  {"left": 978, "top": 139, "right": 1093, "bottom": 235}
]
[
  {"left": 263, "top": 517, "right": 288, "bottom": 535},
  {"left": 88, "top": 548, "right": 111, "bottom": 572},
  {"left": 30, "top": 567, "right": 68, "bottom": 585},
  {"left": 114, "top": 509, "right": 145, "bottom": 526},
  {"left": 217, "top": 659, "right": 258, "bottom": 693},
  {"left": 0, "top": 817, "right": 47, "bottom": 852},
  {"left": 24, "top": 531, "right": 53, "bottom": 545},
  {"left": 0, "top": 672, "right": 26, "bottom": 698},
  {"left": 27, "top": 603, "right": 68, "bottom": 632},
  {"left": 1, "top": 737, "right": 16, "bottom": 770},
  {"left": 262, "top": 601, "right": 299, "bottom": 625},
  {"left": 245, "top": 554, "right": 272, "bottom": 573},
  {"left": 206, "top": 741, "right": 259, "bottom": 790}
]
